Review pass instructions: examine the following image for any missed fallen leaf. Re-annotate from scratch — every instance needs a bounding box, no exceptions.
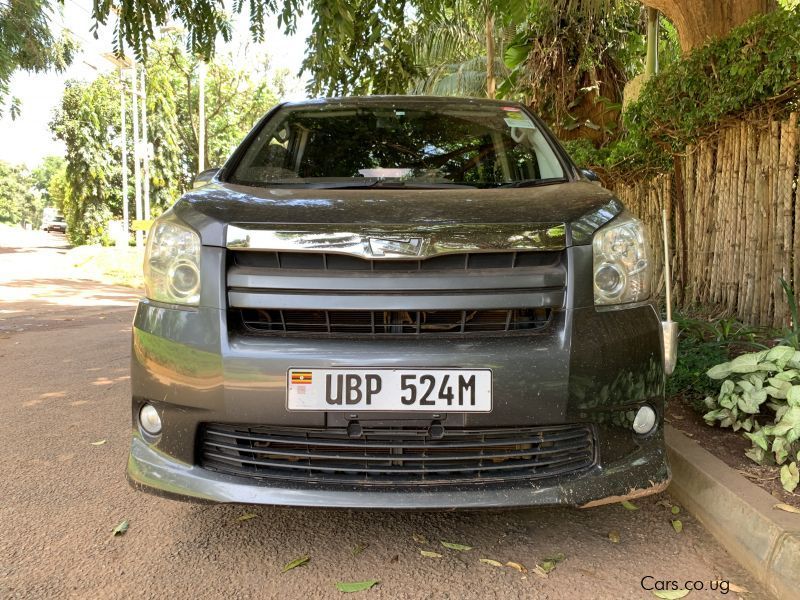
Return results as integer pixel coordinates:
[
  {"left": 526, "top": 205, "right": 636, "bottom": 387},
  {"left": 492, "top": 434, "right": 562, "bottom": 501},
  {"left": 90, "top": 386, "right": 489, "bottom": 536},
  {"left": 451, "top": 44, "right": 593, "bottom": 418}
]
[
  {"left": 655, "top": 499, "right": 672, "bottom": 508},
  {"left": 90, "top": 439, "right": 107, "bottom": 446},
  {"left": 537, "top": 560, "right": 557, "bottom": 574},
  {"left": 412, "top": 533, "right": 428, "bottom": 544},
  {"left": 774, "top": 503, "right": 800, "bottom": 514},
  {"left": 479, "top": 558, "right": 504, "bottom": 567},
  {"left": 111, "top": 519, "right": 129, "bottom": 536},
  {"left": 440, "top": 541, "right": 473, "bottom": 551},
  {"left": 281, "top": 555, "right": 310, "bottom": 573},
  {"left": 420, "top": 550, "right": 442, "bottom": 558},
  {"left": 505, "top": 561, "right": 527, "bottom": 574},
  {"left": 389, "top": 554, "right": 399, "bottom": 563},
  {"left": 351, "top": 543, "right": 368, "bottom": 556},
  {"left": 543, "top": 552, "right": 565, "bottom": 563},
  {"left": 237, "top": 513, "right": 258, "bottom": 522},
  {"left": 671, "top": 505, "right": 681, "bottom": 515},
  {"left": 621, "top": 500, "right": 639, "bottom": 511},
  {"left": 728, "top": 583, "right": 749, "bottom": 593},
  {"left": 671, "top": 519, "right": 683, "bottom": 533},
  {"left": 532, "top": 565, "right": 549, "bottom": 578},
  {"left": 608, "top": 530, "right": 620, "bottom": 543},
  {"left": 652, "top": 590, "right": 690, "bottom": 599},
  {"left": 336, "top": 580, "right": 379, "bottom": 593}
]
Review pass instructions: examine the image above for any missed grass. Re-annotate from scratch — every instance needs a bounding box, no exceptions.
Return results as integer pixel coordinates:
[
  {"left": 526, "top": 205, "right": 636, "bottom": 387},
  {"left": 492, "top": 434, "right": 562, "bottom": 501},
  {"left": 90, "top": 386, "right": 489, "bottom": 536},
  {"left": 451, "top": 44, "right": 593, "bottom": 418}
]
[{"left": 68, "top": 245, "right": 145, "bottom": 289}]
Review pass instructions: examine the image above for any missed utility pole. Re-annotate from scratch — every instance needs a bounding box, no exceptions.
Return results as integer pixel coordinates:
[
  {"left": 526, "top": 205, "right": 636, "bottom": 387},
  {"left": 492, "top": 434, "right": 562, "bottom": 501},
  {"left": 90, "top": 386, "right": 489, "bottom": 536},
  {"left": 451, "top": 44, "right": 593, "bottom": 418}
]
[
  {"left": 198, "top": 60, "right": 206, "bottom": 173},
  {"left": 121, "top": 71, "right": 128, "bottom": 243},
  {"left": 102, "top": 53, "right": 133, "bottom": 246},
  {"left": 645, "top": 8, "right": 660, "bottom": 78},
  {"left": 140, "top": 68, "right": 151, "bottom": 222},
  {"left": 485, "top": 12, "right": 496, "bottom": 99},
  {"left": 131, "top": 62, "right": 143, "bottom": 248}
]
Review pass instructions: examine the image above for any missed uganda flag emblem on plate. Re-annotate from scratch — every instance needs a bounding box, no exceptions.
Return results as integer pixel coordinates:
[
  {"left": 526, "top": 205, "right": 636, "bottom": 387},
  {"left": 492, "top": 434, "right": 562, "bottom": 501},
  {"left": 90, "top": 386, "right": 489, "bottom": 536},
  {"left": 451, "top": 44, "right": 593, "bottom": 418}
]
[{"left": 291, "top": 371, "right": 313, "bottom": 385}]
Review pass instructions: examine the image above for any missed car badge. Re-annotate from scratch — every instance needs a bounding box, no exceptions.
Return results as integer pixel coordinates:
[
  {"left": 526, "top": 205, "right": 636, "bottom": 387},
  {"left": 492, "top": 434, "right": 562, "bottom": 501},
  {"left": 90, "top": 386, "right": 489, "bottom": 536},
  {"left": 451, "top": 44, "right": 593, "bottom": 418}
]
[{"left": 368, "top": 237, "right": 424, "bottom": 258}]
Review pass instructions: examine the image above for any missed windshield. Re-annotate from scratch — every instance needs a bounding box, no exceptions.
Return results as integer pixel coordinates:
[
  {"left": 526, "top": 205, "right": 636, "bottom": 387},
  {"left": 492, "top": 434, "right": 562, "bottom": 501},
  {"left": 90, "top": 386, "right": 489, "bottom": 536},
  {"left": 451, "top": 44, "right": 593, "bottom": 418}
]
[{"left": 229, "top": 102, "right": 567, "bottom": 189}]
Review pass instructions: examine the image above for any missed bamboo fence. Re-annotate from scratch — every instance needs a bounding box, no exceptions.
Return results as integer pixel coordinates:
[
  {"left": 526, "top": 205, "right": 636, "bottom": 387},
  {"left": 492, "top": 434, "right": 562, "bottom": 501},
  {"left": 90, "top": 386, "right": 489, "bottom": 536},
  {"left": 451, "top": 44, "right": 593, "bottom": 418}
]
[{"left": 611, "top": 111, "right": 799, "bottom": 328}]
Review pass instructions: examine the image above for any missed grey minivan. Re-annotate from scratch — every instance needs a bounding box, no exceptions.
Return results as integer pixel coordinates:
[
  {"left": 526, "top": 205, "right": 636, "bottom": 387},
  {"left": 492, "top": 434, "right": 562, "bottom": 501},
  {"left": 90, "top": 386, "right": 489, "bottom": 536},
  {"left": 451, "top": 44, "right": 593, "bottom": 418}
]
[{"left": 127, "top": 96, "right": 673, "bottom": 509}]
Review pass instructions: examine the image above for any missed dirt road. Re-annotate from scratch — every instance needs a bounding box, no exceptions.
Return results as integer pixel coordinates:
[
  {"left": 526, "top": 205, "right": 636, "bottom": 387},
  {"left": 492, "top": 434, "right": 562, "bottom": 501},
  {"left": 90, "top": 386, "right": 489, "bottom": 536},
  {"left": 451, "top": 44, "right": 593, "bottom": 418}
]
[{"left": 0, "top": 228, "right": 770, "bottom": 599}]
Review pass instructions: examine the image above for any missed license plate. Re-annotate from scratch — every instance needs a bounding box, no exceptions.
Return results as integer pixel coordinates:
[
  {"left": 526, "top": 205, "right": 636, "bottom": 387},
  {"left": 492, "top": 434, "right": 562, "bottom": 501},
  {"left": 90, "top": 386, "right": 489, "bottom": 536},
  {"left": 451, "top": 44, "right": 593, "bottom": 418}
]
[{"left": 287, "top": 368, "right": 492, "bottom": 412}]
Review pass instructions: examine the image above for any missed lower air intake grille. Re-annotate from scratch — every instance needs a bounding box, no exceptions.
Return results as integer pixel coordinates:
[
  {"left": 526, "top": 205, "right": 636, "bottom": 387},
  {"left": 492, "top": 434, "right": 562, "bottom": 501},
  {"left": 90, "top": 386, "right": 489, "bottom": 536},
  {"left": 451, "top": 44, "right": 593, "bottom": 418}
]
[
  {"left": 200, "top": 424, "right": 596, "bottom": 486},
  {"left": 237, "top": 308, "right": 551, "bottom": 336}
]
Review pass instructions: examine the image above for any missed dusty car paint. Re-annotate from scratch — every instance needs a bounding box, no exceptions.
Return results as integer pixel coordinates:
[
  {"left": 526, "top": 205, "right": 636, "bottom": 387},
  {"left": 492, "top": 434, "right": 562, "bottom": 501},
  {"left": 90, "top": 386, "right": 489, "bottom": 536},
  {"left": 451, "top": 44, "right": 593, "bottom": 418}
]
[{"left": 128, "top": 96, "right": 670, "bottom": 508}]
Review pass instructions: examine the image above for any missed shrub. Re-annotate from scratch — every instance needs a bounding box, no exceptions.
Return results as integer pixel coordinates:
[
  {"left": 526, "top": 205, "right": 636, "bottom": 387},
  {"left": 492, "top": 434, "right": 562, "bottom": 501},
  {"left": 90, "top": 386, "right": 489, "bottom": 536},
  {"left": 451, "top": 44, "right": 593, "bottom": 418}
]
[
  {"left": 703, "top": 346, "right": 800, "bottom": 492},
  {"left": 579, "top": 8, "right": 800, "bottom": 177}
]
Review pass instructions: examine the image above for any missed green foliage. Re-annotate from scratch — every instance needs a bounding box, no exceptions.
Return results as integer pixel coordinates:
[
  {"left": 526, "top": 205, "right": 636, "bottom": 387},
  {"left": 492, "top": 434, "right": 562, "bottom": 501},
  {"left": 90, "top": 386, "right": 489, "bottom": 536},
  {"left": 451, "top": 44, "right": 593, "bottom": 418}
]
[
  {"left": 50, "top": 76, "right": 122, "bottom": 245},
  {"left": 49, "top": 37, "right": 282, "bottom": 246},
  {"left": 667, "top": 312, "right": 767, "bottom": 410},
  {"left": 778, "top": 278, "right": 800, "bottom": 349},
  {"left": 666, "top": 334, "right": 729, "bottom": 409},
  {"left": 501, "top": 1, "right": 648, "bottom": 138},
  {"left": 0, "top": 162, "right": 36, "bottom": 226},
  {"left": 145, "top": 37, "right": 282, "bottom": 191},
  {"left": 0, "top": 0, "right": 77, "bottom": 114},
  {"left": 703, "top": 346, "right": 800, "bottom": 492},
  {"left": 301, "top": 0, "right": 421, "bottom": 96},
  {"left": 407, "top": 0, "right": 528, "bottom": 98},
  {"left": 29, "top": 156, "right": 66, "bottom": 227},
  {"left": 593, "top": 8, "right": 800, "bottom": 175}
]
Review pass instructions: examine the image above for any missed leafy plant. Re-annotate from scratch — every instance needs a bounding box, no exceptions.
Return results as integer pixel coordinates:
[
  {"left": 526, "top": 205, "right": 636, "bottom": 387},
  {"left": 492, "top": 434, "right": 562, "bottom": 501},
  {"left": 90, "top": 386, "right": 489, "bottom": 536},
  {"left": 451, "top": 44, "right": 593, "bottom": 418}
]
[
  {"left": 703, "top": 346, "right": 800, "bottom": 492},
  {"left": 582, "top": 8, "right": 800, "bottom": 177},
  {"left": 778, "top": 277, "right": 800, "bottom": 349},
  {"left": 666, "top": 312, "right": 767, "bottom": 410}
]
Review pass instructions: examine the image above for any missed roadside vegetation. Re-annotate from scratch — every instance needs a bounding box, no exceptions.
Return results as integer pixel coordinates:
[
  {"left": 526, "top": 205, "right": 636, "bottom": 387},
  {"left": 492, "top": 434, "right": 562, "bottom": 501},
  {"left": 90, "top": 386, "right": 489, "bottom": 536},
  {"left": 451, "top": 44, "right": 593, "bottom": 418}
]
[
  {"left": 0, "top": 157, "right": 65, "bottom": 229},
  {"left": 568, "top": 8, "right": 800, "bottom": 178},
  {"left": 48, "top": 37, "right": 287, "bottom": 246},
  {"left": 670, "top": 280, "right": 800, "bottom": 499},
  {"left": 67, "top": 245, "right": 144, "bottom": 289}
]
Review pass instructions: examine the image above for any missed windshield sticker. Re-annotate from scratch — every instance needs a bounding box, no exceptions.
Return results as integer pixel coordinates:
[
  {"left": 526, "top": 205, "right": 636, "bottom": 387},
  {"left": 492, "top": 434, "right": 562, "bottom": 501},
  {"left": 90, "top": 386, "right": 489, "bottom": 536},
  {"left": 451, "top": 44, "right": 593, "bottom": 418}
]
[{"left": 504, "top": 112, "right": 536, "bottom": 129}]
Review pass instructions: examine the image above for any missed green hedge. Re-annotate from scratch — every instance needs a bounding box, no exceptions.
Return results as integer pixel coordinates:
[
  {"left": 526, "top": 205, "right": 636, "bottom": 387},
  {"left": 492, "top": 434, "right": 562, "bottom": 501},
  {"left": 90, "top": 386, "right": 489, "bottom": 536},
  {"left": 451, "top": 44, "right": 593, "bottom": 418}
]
[{"left": 569, "top": 8, "right": 800, "bottom": 176}]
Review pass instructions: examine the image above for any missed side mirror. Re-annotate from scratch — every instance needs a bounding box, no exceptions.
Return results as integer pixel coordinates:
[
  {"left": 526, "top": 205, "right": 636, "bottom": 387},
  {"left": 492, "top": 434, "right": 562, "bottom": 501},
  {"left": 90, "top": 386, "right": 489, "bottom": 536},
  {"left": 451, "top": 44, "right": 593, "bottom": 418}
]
[
  {"left": 192, "top": 167, "right": 221, "bottom": 189},
  {"left": 580, "top": 168, "right": 601, "bottom": 183}
]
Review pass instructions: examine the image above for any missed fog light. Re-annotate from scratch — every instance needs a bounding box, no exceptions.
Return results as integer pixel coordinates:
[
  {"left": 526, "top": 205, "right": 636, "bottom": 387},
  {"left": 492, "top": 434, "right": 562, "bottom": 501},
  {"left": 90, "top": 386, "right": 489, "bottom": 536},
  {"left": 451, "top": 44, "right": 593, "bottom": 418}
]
[
  {"left": 139, "top": 404, "right": 162, "bottom": 435},
  {"left": 632, "top": 406, "right": 657, "bottom": 435}
]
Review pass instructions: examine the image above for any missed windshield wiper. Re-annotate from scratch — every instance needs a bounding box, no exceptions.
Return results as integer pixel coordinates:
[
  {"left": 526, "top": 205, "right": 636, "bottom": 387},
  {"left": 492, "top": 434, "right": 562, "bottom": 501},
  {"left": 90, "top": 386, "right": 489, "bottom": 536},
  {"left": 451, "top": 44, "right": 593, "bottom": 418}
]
[
  {"left": 313, "top": 181, "right": 478, "bottom": 190},
  {"left": 251, "top": 180, "right": 478, "bottom": 190},
  {"left": 497, "top": 177, "right": 566, "bottom": 189}
]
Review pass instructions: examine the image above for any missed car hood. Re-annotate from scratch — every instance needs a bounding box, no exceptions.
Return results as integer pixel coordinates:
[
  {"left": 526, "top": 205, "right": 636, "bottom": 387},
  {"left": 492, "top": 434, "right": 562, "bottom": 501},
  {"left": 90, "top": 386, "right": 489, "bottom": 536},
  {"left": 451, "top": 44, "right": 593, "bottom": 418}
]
[{"left": 171, "top": 180, "right": 622, "bottom": 248}]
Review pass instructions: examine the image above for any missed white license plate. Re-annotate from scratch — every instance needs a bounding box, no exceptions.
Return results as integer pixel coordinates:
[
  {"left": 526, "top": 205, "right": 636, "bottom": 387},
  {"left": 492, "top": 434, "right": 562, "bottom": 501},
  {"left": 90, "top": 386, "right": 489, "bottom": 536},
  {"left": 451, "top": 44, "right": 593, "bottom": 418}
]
[{"left": 287, "top": 368, "right": 492, "bottom": 412}]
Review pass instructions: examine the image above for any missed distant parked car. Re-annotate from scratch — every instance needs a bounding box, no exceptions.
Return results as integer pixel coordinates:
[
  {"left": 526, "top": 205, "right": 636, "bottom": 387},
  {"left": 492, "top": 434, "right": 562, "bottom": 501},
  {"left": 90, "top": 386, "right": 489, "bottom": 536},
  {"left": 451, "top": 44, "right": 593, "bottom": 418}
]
[{"left": 43, "top": 215, "right": 67, "bottom": 233}]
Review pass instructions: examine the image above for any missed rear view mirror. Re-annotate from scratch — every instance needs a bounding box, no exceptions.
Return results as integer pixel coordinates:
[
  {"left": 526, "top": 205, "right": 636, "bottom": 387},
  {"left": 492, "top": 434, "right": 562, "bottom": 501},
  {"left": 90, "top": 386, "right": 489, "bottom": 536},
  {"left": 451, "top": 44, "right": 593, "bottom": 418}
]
[
  {"left": 580, "top": 168, "right": 601, "bottom": 183},
  {"left": 192, "top": 168, "right": 220, "bottom": 189}
]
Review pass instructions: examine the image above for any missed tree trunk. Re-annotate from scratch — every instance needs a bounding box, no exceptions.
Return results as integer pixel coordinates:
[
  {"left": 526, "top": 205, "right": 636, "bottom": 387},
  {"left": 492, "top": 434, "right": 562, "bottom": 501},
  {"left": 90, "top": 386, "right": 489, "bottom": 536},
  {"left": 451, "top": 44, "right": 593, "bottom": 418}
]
[
  {"left": 641, "top": 0, "right": 777, "bottom": 52},
  {"left": 485, "top": 12, "right": 496, "bottom": 99}
]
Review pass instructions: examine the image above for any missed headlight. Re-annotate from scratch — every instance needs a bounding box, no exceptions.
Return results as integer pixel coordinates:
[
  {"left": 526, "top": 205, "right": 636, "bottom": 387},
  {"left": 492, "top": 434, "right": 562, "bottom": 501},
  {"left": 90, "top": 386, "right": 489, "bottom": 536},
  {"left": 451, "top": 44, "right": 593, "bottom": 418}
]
[
  {"left": 592, "top": 212, "right": 651, "bottom": 305},
  {"left": 144, "top": 220, "right": 201, "bottom": 306}
]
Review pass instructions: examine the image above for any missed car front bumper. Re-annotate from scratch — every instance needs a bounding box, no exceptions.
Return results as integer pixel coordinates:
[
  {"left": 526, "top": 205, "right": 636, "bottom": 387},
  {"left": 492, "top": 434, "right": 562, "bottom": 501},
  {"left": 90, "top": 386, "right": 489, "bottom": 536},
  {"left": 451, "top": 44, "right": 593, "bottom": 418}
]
[
  {"left": 128, "top": 283, "right": 670, "bottom": 509},
  {"left": 127, "top": 432, "right": 669, "bottom": 509}
]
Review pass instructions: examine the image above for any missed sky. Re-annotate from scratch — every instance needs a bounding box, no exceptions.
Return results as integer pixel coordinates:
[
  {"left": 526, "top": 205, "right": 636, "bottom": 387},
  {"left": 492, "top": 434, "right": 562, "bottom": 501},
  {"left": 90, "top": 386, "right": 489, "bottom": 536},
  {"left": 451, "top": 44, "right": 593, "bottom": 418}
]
[{"left": 0, "top": 0, "right": 313, "bottom": 168}]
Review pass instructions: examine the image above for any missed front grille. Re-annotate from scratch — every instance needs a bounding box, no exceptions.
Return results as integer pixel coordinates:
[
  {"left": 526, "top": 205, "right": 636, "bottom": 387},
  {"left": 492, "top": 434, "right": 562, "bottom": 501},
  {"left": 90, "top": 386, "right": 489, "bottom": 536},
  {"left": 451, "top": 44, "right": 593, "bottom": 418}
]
[
  {"left": 227, "top": 248, "right": 567, "bottom": 338},
  {"left": 200, "top": 423, "right": 596, "bottom": 486},
  {"left": 231, "top": 250, "right": 562, "bottom": 272},
  {"left": 237, "top": 308, "right": 551, "bottom": 336}
]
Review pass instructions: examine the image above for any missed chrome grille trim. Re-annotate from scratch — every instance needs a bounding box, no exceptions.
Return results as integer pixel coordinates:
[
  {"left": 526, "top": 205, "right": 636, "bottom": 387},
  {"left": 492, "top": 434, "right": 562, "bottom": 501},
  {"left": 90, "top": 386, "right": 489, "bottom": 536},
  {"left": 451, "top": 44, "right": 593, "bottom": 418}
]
[{"left": 226, "top": 223, "right": 567, "bottom": 257}]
